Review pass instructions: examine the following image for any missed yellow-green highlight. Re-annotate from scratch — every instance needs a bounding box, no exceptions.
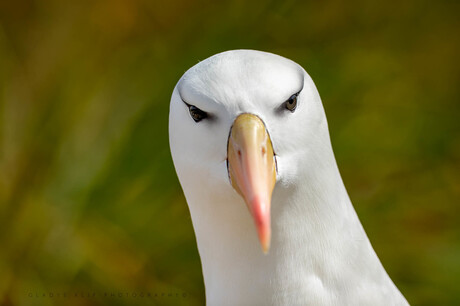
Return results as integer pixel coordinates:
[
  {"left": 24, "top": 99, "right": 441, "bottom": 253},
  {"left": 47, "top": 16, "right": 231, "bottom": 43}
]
[{"left": 0, "top": 0, "right": 459, "bottom": 305}]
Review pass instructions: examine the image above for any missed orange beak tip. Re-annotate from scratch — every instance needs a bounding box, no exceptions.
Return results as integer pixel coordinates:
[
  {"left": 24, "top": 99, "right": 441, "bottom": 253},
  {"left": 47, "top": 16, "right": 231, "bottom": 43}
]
[
  {"left": 251, "top": 197, "right": 271, "bottom": 254},
  {"left": 261, "top": 237, "right": 271, "bottom": 254}
]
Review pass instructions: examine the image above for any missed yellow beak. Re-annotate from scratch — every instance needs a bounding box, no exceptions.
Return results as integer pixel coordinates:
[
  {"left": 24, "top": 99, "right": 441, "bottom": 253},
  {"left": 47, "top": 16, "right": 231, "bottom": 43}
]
[{"left": 227, "top": 113, "right": 276, "bottom": 253}]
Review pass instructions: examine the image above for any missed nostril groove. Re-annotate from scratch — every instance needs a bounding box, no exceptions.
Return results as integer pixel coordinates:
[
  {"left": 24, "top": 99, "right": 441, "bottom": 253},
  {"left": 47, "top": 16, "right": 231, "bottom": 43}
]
[{"left": 261, "top": 146, "right": 266, "bottom": 156}]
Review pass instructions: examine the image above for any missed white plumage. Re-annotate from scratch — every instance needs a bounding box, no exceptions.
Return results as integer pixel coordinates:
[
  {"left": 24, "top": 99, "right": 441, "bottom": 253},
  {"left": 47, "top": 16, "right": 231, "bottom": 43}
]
[{"left": 169, "top": 50, "right": 408, "bottom": 305}]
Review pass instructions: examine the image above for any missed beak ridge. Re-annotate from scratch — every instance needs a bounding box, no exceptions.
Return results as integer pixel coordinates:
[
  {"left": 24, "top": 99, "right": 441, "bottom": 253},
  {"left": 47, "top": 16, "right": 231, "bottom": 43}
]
[{"left": 227, "top": 113, "right": 276, "bottom": 253}]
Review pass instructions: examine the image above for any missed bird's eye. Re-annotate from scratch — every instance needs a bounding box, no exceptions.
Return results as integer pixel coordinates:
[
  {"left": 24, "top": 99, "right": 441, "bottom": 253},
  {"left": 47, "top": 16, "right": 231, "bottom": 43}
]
[
  {"left": 189, "top": 105, "right": 208, "bottom": 122},
  {"left": 285, "top": 93, "right": 298, "bottom": 112}
]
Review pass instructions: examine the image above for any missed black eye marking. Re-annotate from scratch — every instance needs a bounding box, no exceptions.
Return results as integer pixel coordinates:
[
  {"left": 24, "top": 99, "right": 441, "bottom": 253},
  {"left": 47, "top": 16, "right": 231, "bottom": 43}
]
[
  {"left": 284, "top": 92, "right": 300, "bottom": 112},
  {"left": 179, "top": 95, "right": 212, "bottom": 123},
  {"left": 188, "top": 104, "right": 208, "bottom": 122},
  {"left": 178, "top": 90, "right": 211, "bottom": 123}
]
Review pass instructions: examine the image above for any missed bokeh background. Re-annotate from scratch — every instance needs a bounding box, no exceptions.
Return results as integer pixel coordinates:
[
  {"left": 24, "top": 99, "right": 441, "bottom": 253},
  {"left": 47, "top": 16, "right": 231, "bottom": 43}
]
[{"left": 0, "top": 0, "right": 459, "bottom": 305}]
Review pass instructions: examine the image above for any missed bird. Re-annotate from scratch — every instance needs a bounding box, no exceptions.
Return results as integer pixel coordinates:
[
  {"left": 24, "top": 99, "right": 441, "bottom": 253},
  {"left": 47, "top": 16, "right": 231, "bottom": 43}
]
[{"left": 169, "top": 50, "right": 408, "bottom": 306}]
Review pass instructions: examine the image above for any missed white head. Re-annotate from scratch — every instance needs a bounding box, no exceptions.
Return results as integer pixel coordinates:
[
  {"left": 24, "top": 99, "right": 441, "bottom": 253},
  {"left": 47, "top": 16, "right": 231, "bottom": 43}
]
[{"left": 169, "top": 50, "right": 332, "bottom": 254}]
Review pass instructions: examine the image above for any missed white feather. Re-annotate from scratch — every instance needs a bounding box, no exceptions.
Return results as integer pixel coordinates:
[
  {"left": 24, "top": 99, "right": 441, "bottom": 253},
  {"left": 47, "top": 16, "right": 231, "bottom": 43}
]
[{"left": 169, "top": 50, "right": 408, "bottom": 306}]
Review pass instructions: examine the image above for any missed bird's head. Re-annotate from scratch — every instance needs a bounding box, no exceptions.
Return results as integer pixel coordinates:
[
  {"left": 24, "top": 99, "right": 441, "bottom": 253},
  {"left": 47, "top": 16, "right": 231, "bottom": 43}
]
[{"left": 169, "top": 50, "right": 328, "bottom": 253}]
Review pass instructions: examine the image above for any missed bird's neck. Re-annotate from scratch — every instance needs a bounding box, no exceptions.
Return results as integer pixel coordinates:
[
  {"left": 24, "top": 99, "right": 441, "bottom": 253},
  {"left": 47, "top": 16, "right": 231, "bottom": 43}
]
[{"left": 185, "top": 147, "right": 401, "bottom": 305}]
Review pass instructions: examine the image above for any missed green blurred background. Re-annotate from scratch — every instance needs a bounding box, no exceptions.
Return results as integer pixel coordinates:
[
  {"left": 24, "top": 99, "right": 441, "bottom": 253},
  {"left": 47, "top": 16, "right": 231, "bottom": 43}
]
[{"left": 0, "top": 0, "right": 459, "bottom": 305}]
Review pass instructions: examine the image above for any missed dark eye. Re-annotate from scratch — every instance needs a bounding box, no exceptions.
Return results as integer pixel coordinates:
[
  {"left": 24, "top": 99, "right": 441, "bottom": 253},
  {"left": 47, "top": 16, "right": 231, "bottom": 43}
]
[
  {"left": 285, "top": 93, "right": 298, "bottom": 112},
  {"left": 189, "top": 105, "right": 208, "bottom": 122}
]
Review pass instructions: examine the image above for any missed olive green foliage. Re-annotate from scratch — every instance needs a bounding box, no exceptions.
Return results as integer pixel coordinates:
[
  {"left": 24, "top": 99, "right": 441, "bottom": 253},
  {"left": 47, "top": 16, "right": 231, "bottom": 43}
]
[{"left": 0, "top": 0, "right": 458, "bottom": 305}]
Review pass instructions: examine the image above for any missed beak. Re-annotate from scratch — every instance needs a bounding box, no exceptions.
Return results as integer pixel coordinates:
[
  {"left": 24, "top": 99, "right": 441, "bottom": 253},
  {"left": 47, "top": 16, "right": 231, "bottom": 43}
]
[{"left": 227, "top": 113, "right": 276, "bottom": 253}]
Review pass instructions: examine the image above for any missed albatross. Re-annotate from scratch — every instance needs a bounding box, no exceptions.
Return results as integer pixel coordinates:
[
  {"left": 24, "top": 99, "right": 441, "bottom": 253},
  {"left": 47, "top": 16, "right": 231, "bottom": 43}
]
[{"left": 169, "top": 50, "right": 408, "bottom": 305}]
